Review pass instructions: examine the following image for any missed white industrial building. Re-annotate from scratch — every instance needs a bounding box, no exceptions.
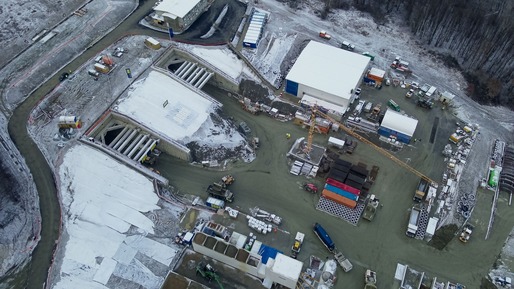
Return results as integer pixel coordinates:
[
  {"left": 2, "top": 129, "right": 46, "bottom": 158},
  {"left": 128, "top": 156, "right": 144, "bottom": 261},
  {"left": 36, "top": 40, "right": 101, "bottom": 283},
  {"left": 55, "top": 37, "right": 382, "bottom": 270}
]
[
  {"left": 192, "top": 231, "right": 303, "bottom": 288},
  {"left": 285, "top": 41, "right": 370, "bottom": 118},
  {"left": 378, "top": 108, "right": 419, "bottom": 144},
  {"left": 151, "top": 0, "right": 211, "bottom": 33}
]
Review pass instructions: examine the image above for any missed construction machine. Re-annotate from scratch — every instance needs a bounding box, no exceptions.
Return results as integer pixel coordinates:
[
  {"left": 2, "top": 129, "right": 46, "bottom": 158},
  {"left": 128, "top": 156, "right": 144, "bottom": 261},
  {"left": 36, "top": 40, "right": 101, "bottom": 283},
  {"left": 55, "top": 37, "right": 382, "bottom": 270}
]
[
  {"left": 196, "top": 262, "right": 224, "bottom": 289},
  {"left": 303, "top": 183, "right": 318, "bottom": 194}
]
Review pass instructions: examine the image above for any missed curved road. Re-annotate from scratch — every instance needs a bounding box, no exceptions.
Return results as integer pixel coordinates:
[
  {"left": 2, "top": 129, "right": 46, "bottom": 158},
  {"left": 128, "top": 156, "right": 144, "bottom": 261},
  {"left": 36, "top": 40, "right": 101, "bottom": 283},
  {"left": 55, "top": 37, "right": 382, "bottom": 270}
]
[{"left": 4, "top": 1, "right": 169, "bottom": 288}]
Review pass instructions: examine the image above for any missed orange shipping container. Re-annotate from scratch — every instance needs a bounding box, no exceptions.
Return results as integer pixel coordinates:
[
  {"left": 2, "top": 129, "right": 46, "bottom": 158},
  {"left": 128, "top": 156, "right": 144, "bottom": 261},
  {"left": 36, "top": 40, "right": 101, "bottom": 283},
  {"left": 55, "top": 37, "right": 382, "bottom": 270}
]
[{"left": 322, "top": 189, "right": 357, "bottom": 209}]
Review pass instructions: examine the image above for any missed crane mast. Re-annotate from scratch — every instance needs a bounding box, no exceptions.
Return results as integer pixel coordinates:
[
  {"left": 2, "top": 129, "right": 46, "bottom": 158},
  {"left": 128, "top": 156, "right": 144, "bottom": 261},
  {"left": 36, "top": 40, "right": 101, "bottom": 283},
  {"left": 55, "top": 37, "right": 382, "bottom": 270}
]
[{"left": 304, "top": 104, "right": 317, "bottom": 154}]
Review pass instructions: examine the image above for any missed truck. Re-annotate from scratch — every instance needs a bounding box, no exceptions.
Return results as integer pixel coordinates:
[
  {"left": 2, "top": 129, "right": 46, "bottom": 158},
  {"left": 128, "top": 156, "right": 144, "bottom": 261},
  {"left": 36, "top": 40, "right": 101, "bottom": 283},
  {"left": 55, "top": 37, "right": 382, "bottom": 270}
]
[
  {"left": 313, "top": 223, "right": 335, "bottom": 252},
  {"left": 406, "top": 206, "right": 421, "bottom": 238},
  {"left": 364, "top": 269, "right": 378, "bottom": 289},
  {"left": 207, "top": 183, "right": 234, "bottom": 202},
  {"left": 319, "top": 31, "right": 332, "bottom": 40},
  {"left": 413, "top": 178, "right": 429, "bottom": 202},
  {"left": 334, "top": 251, "right": 353, "bottom": 272},
  {"left": 206, "top": 197, "right": 225, "bottom": 210},
  {"left": 291, "top": 232, "right": 305, "bottom": 259},
  {"left": 387, "top": 99, "right": 401, "bottom": 112},
  {"left": 362, "top": 194, "right": 380, "bottom": 221}
]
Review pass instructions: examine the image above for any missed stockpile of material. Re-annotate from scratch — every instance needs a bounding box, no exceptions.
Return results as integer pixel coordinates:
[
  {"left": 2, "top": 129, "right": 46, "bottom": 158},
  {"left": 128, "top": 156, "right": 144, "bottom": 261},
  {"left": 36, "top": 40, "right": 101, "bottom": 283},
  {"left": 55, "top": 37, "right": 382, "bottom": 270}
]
[{"left": 246, "top": 216, "right": 273, "bottom": 234}]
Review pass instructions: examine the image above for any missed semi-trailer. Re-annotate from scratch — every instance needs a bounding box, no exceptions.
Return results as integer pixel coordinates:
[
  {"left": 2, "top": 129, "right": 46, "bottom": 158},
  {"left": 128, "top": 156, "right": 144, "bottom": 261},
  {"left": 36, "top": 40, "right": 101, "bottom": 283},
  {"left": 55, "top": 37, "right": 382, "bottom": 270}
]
[
  {"left": 406, "top": 206, "right": 421, "bottom": 237},
  {"left": 313, "top": 223, "right": 335, "bottom": 252}
]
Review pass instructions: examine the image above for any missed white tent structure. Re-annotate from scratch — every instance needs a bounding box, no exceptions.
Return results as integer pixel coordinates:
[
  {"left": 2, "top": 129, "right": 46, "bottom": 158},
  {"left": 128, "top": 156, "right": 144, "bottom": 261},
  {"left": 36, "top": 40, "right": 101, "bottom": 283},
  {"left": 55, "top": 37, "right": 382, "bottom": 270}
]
[{"left": 378, "top": 109, "right": 418, "bottom": 143}]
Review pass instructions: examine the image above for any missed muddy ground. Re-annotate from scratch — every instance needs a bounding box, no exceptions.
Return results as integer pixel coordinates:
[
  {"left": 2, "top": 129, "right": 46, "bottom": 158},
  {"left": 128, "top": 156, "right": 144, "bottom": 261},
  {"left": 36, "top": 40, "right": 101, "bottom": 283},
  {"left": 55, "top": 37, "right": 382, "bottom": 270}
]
[{"left": 156, "top": 81, "right": 514, "bottom": 288}]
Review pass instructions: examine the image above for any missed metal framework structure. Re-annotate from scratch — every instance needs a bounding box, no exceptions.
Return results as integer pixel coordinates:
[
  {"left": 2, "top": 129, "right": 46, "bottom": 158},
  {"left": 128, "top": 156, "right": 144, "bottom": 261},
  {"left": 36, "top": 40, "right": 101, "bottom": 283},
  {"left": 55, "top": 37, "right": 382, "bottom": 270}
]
[{"left": 304, "top": 104, "right": 317, "bottom": 154}]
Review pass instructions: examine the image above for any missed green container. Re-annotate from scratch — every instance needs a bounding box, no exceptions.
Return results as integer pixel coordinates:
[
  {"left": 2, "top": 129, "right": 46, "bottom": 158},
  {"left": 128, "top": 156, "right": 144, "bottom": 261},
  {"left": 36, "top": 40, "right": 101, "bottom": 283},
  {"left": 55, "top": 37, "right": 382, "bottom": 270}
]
[{"left": 488, "top": 169, "right": 499, "bottom": 187}]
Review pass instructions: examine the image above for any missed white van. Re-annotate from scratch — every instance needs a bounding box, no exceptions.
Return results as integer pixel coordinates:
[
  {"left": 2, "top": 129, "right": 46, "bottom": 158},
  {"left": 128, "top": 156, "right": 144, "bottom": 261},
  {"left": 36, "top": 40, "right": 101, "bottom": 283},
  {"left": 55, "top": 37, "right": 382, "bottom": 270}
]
[{"left": 341, "top": 41, "right": 355, "bottom": 50}]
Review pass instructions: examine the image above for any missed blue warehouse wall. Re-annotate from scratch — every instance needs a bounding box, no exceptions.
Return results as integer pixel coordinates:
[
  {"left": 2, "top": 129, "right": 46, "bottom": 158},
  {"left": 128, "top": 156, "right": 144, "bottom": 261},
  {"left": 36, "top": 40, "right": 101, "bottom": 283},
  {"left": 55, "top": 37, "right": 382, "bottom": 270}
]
[
  {"left": 378, "top": 127, "right": 412, "bottom": 144},
  {"left": 285, "top": 80, "right": 299, "bottom": 96}
]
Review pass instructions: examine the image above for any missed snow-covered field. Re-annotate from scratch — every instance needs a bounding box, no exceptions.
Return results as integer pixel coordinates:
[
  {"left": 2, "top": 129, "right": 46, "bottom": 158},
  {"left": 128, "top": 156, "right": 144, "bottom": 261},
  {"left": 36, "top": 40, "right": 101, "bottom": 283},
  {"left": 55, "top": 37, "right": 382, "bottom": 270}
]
[{"left": 53, "top": 144, "right": 182, "bottom": 289}]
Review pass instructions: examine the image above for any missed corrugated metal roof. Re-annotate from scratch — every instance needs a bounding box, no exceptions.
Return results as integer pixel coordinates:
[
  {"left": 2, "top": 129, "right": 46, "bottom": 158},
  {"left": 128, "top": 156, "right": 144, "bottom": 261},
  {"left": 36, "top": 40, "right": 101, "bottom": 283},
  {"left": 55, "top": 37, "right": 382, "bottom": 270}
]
[
  {"left": 154, "top": 0, "right": 201, "bottom": 18},
  {"left": 245, "top": 32, "right": 261, "bottom": 39},
  {"left": 380, "top": 108, "right": 418, "bottom": 137},
  {"left": 286, "top": 41, "right": 370, "bottom": 100}
]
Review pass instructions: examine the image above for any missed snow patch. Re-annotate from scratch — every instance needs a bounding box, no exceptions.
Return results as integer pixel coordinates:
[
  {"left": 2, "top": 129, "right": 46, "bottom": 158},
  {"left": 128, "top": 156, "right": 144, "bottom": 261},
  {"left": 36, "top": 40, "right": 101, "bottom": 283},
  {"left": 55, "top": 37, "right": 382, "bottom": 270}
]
[
  {"left": 116, "top": 70, "right": 215, "bottom": 141},
  {"left": 54, "top": 144, "right": 178, "bottom": 289}
]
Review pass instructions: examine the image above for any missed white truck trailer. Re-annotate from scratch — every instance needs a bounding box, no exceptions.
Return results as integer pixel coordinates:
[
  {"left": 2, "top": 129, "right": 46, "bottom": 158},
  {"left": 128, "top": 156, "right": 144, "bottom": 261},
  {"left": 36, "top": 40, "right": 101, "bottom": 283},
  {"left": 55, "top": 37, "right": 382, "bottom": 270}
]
[{"left": 406, "top": 206, "right": 421, "bottom": 237}]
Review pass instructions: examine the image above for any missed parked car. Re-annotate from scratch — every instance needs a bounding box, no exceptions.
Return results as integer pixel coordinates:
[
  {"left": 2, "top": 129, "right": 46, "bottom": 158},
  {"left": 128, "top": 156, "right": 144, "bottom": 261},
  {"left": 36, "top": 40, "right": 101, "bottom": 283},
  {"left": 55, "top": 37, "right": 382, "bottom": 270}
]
[{"left": 406, "top": 89, "right": 415, "bottom": 98}]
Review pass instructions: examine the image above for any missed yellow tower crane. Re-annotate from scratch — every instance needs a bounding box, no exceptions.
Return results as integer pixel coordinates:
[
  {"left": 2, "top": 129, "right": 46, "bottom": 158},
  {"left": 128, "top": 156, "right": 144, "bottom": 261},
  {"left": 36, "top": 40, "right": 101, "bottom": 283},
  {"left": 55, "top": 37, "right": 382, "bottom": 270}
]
[
  {"left": 303, "top": 104, "right": 317, "bottom": 154},
  {"left": 315, "top": 110, "right": 436, "bottom": 186}
]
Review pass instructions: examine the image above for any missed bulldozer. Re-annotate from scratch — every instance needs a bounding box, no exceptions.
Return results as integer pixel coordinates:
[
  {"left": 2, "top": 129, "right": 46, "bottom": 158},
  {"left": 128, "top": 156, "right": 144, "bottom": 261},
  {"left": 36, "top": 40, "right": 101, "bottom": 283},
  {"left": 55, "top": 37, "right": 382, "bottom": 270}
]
[{"left": 196, "top": 262, "right": 224, "bottom": 289}]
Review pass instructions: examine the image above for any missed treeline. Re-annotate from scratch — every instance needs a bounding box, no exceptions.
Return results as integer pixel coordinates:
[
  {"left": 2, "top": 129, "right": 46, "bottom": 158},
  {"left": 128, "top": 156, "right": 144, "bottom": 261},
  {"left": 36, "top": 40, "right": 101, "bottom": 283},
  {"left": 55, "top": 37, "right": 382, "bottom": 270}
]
[{"left": 276, "top": 0, "right": 514, "bottom": 108}]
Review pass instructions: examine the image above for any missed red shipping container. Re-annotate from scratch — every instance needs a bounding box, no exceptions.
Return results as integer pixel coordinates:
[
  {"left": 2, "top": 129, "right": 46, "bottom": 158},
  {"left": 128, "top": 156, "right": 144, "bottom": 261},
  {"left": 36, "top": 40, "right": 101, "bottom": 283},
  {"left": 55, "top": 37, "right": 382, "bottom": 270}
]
[
  {"left": 326, "top": 178, "right": 361, "bottom": 195},
  {"left": 322, "top": 189, "right": 357, "bottom": 209}
]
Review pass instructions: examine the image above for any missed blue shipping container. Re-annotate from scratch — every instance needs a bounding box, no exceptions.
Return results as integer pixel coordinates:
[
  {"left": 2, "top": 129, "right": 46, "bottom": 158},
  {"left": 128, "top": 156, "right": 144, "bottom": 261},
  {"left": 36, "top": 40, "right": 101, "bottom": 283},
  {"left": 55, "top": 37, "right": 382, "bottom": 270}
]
[{"left": 324, "top": 184, "right": 359, "bottom": 201}]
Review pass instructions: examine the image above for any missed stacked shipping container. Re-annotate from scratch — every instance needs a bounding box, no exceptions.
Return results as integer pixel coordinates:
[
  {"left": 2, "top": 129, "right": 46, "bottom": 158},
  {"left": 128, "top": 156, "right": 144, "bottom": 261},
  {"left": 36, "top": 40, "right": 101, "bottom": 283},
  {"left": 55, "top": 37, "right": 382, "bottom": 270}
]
[{"left": 322, "top": 159, "right": 372, "bottom": 209}]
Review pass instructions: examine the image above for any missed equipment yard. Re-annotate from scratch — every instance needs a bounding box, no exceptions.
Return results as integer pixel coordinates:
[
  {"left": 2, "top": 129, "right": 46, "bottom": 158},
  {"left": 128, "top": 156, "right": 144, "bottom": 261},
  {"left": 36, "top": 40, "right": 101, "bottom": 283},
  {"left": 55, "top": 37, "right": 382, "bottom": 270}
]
[{"left": 1, "top": 0, "right": 514, "bottom": 289}]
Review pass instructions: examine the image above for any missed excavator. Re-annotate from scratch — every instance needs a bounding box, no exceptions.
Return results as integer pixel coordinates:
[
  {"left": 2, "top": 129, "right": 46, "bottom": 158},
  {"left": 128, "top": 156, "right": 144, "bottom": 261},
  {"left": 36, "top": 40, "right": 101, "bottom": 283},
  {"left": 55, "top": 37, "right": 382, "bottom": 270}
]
[
  {"left": 196, "top": 262, "right": 224, "bottom": 289},
  {"left": 304, "top": 106, "right": 436, "bottom": 186}
]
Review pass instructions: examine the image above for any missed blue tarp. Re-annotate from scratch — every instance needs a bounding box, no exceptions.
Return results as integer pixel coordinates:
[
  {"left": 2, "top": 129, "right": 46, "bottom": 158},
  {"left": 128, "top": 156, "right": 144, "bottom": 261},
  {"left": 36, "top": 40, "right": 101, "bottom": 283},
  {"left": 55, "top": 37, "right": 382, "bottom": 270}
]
[{"left": 258, "top": 244, "right": 282, "bottom": 264}]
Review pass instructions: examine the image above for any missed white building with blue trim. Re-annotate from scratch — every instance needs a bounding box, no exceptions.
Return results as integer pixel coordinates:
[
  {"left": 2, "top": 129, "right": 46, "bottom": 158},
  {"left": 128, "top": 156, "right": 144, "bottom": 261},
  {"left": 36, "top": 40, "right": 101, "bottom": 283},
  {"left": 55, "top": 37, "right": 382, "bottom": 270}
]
[{"left": 285, "top": 41, "right": 370, "bottom": 118}]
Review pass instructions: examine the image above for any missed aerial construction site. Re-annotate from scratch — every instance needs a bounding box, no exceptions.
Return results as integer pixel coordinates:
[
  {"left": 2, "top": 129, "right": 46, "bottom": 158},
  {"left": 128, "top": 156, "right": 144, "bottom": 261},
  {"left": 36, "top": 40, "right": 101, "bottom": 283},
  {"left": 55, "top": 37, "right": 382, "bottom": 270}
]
[{"left": 1, "top": 0, "right": 514, "bottom": 289}]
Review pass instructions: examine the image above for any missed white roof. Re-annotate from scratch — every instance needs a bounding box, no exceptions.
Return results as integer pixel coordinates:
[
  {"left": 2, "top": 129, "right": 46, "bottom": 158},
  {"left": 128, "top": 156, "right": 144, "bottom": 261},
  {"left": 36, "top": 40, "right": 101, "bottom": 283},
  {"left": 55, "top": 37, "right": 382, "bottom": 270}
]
[
  {"left": 153, "top": 0, "right": 200, "bottom": 18},
  {"left": 441, "top": 91, "right": 455, "bottom": 100},
  {"left": 271, "top": 253, "right": 303, "bottom": 281},
  {"left": 381, "top": 108, "right": 418, "bottom": 137},
  {"left": 426, "top": 217, "right": 439, "bottom": 235},
  {"left": 286, "top": 41, "right": 370, "bottom": 100},
  {"left": 328, "top": 137, "right": 345, "bottom": 147},
  {"left": 301, "top": 94, "right": 347, "bottom": 115},
  {"left": 368, "top": 67, "right": 385, "bottom": 78},
  {"left": 116, "top": 70, "right": 214, "bottom": 141},
  {"left": 146, "top": 37, "right": 160, "bottom": 46}
]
